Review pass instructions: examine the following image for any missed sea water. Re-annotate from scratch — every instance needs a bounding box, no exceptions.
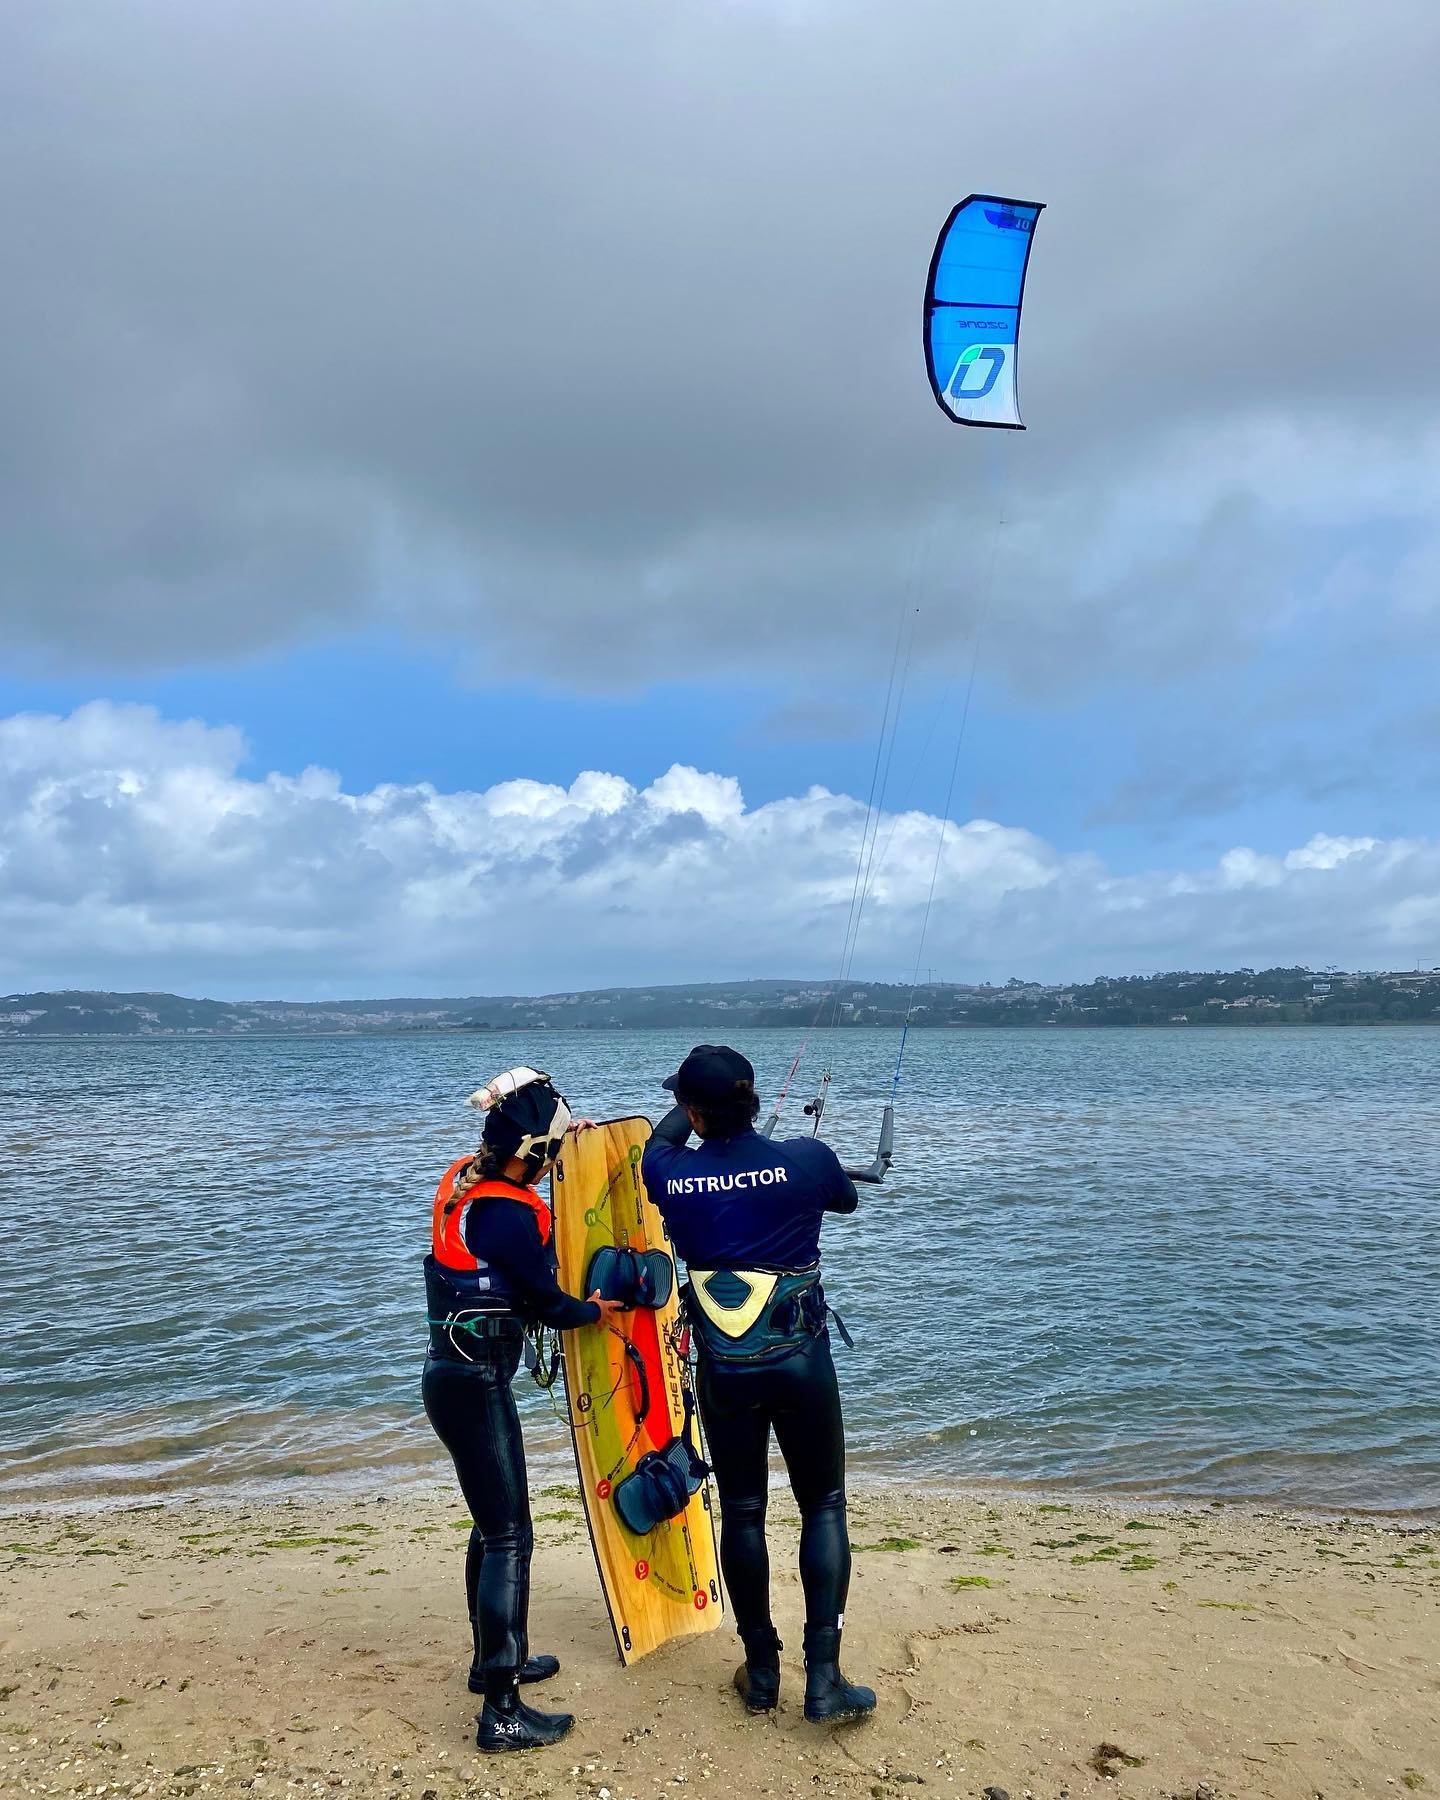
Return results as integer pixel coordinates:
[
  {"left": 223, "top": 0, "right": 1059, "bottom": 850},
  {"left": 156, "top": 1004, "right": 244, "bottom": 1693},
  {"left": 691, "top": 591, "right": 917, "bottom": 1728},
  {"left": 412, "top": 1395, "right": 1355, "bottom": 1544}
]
[{"left": 2, "top": 1028, "right": 1436, "bottom": 1514}]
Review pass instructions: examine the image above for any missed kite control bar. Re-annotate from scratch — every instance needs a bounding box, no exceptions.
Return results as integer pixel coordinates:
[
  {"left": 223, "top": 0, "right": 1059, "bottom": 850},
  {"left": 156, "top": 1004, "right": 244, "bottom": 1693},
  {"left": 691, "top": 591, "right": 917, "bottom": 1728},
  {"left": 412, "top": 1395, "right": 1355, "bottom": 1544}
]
[
  {"left": 840, "top": 1103, "right": 894, "bottom": 1185},
  {"left": 760, "top": 1090, "right": 894, "bottom": 1184}
]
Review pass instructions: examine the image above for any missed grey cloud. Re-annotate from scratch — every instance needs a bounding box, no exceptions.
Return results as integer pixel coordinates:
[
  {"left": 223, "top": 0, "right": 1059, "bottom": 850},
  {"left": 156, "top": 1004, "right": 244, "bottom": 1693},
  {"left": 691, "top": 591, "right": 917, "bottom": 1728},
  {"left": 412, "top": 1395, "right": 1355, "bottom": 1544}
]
[
  {"left": 1395, "top": 707, "right": 1440, "bottom": 748},
  {"left": 556, "top": 803, "right": 712, "bottom": 880},
  {"left": 3, "top": 1, "right": 1439, "bottom": 692},
  {"left": 756, "top": 695, "right": 879, "bottom": 742},
  {"left": 1087, "top": 683, "right": 1440, "bottom": 831},
  {"left": 1089, "top": 744, "right": 1376, "bottom": 831}
]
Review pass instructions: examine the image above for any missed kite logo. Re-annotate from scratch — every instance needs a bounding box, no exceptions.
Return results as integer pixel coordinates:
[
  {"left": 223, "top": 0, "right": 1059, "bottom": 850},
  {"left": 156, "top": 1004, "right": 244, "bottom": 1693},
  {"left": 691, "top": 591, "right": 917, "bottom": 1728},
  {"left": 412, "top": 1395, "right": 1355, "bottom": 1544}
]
[
  {"left": 947, "top": 344, "right": 1006, "bottom": 404},
  {"left": 984, "top": 207, "right": 1033, "bottom": 232}
]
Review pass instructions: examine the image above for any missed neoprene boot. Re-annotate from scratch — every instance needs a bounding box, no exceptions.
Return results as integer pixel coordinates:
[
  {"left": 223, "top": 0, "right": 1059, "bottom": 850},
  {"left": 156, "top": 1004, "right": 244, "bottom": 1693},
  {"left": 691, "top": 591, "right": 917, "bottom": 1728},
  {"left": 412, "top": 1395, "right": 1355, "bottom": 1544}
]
[
  {"left": 802, "top": 1624, "right": 876, "bottom": 1725},
  {"left": 468, "top": 1605, "right": 560, "bottom": 1691},
  {"left": 469, "top": 1653, "right": 561, "bottom": 1693},
  {"left": 475, "top": 1676, "right": 575, "bottom": 1753},
  {"left": 732, "top": 1624, "right": 782, "bottom": 1713}
]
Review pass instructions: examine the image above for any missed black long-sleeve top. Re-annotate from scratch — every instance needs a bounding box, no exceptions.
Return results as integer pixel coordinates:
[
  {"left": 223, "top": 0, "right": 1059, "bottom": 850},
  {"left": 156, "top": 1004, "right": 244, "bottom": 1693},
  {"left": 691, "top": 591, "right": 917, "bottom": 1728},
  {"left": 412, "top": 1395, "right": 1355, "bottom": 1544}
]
[{"left": 464, "top": 1192, "right": 601, "bottom": 1329}]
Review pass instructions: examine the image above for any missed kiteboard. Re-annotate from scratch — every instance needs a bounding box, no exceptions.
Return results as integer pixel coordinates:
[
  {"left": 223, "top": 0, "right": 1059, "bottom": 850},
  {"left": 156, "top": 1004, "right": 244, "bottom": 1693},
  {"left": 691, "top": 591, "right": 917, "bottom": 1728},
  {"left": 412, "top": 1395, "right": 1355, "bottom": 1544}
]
[{"left": 553, "top": 1116, "right": 723, "bottom": 1665}]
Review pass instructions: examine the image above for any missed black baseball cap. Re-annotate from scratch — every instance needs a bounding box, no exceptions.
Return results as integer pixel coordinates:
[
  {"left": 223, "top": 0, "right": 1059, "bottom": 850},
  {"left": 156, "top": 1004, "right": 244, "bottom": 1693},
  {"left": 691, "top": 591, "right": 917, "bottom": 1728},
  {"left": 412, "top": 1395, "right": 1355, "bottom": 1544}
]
[{"left": 663, "top": 1044, "right": 756, "bottom": 1106}]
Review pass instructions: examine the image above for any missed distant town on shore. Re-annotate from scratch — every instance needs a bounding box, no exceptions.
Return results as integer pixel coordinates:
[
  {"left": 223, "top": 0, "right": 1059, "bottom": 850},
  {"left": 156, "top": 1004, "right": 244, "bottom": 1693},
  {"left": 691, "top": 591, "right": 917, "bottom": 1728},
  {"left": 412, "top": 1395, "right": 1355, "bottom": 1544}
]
[{"left": 3, "top": 966, "right": 1439, "bottom": 1038}]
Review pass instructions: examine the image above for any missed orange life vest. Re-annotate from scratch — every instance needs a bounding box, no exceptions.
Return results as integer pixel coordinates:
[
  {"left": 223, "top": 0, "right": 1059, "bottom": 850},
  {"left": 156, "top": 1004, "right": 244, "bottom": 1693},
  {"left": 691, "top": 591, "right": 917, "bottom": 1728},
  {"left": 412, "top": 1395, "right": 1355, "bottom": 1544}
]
[{"left": 431, "top": 1159, "right": 554, "bottom": 1272}]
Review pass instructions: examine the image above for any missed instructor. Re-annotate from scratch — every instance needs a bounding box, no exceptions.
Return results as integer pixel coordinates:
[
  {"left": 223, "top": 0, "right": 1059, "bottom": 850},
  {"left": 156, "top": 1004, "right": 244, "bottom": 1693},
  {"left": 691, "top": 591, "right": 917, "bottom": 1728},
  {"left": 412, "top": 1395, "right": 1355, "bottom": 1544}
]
[
  {"left": 643, "top": 1044, "right": 875, "bottom": 1724},
  {"left": 422, "top": 1067, "right": 623, "bottom": 1754}
]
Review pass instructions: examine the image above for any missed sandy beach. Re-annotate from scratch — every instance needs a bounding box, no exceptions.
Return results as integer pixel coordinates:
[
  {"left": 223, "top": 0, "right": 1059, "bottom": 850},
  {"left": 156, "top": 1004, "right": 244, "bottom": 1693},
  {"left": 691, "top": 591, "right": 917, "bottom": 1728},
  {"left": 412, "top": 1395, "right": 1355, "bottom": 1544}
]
[{"left": 2, "top": 1483, "right": 1435, "bottom": 1800}]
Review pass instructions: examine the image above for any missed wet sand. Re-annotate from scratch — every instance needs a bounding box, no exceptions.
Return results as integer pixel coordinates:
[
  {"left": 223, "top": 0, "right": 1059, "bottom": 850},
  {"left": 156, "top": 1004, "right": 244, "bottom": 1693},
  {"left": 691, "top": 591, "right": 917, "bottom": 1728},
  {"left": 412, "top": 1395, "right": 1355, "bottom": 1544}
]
[{"left": 2, "top": 1484, "right": 1436, "bottom": 1800}]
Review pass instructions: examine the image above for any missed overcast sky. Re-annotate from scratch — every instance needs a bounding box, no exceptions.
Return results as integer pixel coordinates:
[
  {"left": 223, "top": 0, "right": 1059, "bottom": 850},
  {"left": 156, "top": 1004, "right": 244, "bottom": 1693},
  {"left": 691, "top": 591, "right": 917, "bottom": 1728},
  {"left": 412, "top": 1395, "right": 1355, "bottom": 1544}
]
[{"left": 2, "top": 0, "right": 1437, "bottom": 996}]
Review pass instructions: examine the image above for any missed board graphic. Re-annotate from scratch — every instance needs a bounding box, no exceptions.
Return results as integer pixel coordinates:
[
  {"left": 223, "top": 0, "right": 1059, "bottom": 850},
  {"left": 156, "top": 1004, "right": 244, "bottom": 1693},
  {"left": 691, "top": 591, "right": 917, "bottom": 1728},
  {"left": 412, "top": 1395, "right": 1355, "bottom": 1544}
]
[{"left": 553, "top": 1116, "right": 723, "bottom": 1665}]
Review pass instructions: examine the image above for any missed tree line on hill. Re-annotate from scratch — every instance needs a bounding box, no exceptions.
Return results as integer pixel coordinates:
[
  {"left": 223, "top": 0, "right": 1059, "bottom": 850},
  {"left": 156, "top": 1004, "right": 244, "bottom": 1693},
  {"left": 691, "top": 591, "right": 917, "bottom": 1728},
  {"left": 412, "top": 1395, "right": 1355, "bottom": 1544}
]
[{"left": 3, "top": 966, "right": 1438, "bottom": 1037}]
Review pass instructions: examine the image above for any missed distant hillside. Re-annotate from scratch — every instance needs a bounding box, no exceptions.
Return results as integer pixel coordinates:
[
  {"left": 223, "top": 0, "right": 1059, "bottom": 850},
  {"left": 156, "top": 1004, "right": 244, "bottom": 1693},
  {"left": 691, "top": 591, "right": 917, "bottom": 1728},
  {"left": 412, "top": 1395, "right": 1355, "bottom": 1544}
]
[
  {"left": 4, "top": 966, "right": 1440, "bottom": 1037},
  {"left": 0, "top": 980, "right": 837, "bottom": 1037}
]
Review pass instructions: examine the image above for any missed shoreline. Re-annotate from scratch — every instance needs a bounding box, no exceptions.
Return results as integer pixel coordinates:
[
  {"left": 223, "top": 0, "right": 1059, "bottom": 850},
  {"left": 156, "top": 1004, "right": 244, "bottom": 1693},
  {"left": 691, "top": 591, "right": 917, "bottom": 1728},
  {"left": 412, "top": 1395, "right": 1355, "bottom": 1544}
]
[
  {"left": 3, "top": 1483, "right": 1435, "bottom": 1800},
  {"left": 5, "top": 1468, "right": 1439, "bottom": 1531},
  {"left": 5, "top": 1447, "right": 1438, "bottom": 1529}
]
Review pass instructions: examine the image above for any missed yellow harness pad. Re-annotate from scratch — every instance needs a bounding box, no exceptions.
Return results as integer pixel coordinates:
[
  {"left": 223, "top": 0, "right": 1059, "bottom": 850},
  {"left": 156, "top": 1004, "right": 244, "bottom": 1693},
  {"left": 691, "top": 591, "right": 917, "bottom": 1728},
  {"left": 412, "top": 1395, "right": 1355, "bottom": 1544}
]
[{"left": 687, "top": 1269, "right": 780, "bottom": 1340}]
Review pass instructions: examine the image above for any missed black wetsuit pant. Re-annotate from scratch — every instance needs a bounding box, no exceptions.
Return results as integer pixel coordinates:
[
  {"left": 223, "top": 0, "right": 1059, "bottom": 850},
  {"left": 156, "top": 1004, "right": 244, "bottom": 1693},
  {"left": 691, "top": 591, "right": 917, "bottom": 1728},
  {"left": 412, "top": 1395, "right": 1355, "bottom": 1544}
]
[
  {"left": 421, "top": 1340, "right": 532, "bottom": 1681},
  {"left": 698, "top": 1331, "right": 850, "bottom": 1643}
]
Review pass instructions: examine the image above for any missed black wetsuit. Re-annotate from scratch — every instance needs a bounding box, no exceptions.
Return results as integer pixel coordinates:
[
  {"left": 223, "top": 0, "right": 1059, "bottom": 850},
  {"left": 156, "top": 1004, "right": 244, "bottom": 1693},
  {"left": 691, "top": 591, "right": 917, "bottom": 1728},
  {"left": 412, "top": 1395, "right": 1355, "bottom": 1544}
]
[
  {"left": 642, "top": 1109, "right": 859, "bottom": 1646},
  {"left": 421, "top": 1182, "right": 599, "bottom": 1693}
]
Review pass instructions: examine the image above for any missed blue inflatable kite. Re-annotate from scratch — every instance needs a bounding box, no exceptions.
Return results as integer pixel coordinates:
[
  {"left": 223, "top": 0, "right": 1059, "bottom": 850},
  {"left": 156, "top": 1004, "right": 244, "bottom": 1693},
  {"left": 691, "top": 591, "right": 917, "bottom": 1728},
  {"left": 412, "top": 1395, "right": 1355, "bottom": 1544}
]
[{"left": 924, "top": 195, "right": 1044, "bottom": 429}]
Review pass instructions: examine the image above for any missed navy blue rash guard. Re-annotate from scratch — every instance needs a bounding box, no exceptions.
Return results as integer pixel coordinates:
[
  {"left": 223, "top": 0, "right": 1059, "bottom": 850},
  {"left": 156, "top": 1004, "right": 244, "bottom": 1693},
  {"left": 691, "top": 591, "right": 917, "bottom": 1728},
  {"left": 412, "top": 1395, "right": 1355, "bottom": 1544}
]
[
  {"left": 643, "top": 1105, "right": 859, "bottom": 1271},
  {"left": 463, "top": 1190, "right": 601, "bottom": 1330}
]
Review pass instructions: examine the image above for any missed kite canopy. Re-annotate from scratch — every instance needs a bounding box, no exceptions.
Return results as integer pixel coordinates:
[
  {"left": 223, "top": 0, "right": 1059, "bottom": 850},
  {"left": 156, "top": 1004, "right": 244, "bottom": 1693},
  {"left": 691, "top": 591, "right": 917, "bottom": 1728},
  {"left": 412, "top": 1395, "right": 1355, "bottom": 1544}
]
[{"left": 924, "top": 194, "right": 1044, "bottom": 429}]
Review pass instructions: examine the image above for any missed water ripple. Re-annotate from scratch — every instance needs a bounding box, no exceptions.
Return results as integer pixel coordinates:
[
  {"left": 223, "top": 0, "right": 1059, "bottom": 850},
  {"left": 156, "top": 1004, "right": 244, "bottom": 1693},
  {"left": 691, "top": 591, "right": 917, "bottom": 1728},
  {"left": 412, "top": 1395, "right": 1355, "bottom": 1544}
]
[{"left": 1, "top": 1027, "right": 1437, "bottom": 1514}]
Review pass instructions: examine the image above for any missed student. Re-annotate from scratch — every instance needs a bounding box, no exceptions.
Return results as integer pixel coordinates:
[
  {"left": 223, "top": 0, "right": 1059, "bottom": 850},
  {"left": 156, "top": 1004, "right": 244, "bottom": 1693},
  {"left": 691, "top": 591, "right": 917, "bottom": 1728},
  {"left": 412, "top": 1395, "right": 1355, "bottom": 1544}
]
[
  {"left": 422, "top": 1068, "right": 624, "bottom": 1754},
  {"left": 643, "top": 1045, "right": 876, "bottom": 1724}
]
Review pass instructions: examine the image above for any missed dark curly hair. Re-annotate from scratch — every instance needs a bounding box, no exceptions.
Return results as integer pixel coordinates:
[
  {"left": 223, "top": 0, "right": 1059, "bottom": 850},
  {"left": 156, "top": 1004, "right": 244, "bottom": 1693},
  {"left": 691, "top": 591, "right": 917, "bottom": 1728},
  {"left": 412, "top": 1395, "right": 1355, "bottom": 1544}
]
[{"left": 690, "top": 1079, "right": 761, "bottom": 1141}]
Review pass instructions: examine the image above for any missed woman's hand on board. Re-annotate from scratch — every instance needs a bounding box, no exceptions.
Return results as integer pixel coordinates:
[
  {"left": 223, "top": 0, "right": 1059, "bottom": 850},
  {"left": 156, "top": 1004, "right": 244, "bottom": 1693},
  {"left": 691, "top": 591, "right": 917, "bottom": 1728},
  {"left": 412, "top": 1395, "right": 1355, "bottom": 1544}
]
[{"left": 587, "top": 1290, "right": 628, "bottom": 1326}]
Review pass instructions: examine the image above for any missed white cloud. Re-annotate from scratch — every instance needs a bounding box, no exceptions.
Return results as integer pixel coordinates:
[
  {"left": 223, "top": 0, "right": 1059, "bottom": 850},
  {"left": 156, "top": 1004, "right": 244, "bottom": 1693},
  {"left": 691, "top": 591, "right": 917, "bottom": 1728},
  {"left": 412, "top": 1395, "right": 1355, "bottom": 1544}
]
[
  {"left": 2, "top": 704, "right": 1437, "bottom": 996},
  {"left": 1285, "top": 834, "right": 1378, "bottom": 872}
]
